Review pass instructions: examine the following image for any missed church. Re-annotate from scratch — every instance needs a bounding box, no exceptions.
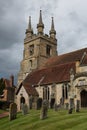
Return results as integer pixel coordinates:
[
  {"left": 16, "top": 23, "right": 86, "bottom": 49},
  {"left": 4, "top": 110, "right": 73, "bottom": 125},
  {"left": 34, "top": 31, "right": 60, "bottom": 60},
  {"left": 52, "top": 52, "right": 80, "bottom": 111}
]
[{"left": 16, "top": 10, "right": 87, "bottom": 111}]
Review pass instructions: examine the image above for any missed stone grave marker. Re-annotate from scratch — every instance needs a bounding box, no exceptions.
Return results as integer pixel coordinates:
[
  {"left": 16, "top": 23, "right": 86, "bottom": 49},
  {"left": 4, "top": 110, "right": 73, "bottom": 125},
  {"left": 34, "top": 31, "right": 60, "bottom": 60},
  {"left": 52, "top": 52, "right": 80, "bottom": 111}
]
[
  {"left": 21, "top": 103, "right": 29, "bottom": 115},
  {"left": 40, "top": 100, "right": 48, "bottom": 120},
  {"left": 68, "top": 99, "right": 74, "bottom": 114},
  {"left": 9, "top": 103, "right": 17, "bottom": 121},
  {"left": 75, "top": 100, "right": 80, "bottom": 112},
  {"left": 54, "top": 103, "right": 58, "bottom": 111}
]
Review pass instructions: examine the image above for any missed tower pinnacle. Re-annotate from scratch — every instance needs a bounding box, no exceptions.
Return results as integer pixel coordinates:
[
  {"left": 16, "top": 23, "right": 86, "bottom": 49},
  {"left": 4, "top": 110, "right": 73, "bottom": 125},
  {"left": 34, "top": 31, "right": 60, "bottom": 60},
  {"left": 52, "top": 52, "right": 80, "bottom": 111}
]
[
  {"left": 37, "top": 10, "right": 44, "bottom": 35},
  {"left": 49, "top": 17, "right": 56, "bottom": 39},
  {"left": 26, "top": 16, "right": 33, "bottom": 36},
  {"left": 28, "top": 16, "right": 32, "bottom": 30}
]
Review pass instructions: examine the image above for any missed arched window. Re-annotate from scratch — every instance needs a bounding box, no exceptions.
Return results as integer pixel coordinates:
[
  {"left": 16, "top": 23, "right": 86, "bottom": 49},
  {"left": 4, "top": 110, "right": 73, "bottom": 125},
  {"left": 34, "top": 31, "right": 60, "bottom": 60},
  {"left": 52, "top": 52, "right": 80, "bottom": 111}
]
[
  {"left": 46, "top": 45, "right": 51, "bottom": 56},
  {"left": 43, "top": 88, "right": 44, "bottom": 99},
  {"left": 81, "top": 90, "right": 87, "bottom": 107},
  {"left": 62, "top": 86, "right": 64, "bottom": 98},
  {"left": 30, "top": 60, "right": 32, "bottom": 67},
  {"left": 29, "top": 45, "right": 34, "bottom": 55},
  {"left": 65, "top": 85, "right": 68, "bottom": 99},
  {"left": 48, "top": 87, "right": 50, "bottom": 100},
  {"left": 20, "top": 96, "right": 25, "bottom": 104},
  {"left": 43, "top": 87, "right": 47, "bottom": 100},
  {"left": 45, "top": 88, "right": 47, "bottom": 100}
]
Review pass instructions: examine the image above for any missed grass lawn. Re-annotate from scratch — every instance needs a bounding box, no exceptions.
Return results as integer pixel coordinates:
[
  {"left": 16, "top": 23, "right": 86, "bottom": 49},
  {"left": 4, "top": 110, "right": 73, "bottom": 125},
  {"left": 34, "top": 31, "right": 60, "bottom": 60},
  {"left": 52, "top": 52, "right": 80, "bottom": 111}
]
[{"left": 0, "top": 109, "right": 87, "bottom": 130}]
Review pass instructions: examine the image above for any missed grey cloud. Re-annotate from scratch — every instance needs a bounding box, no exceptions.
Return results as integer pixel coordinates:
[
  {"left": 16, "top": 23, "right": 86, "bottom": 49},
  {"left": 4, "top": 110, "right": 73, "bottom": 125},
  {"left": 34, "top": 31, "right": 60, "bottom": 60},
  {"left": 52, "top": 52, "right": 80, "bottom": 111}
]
[
  {"left": 0, "top": 0, "right": 26, "bottom": 49},
  {"left": 0, "top": 0, "right": 87, "bottom": 85},
  {"left": 56, "top": 0, "right": 87, "bottom": 54}
]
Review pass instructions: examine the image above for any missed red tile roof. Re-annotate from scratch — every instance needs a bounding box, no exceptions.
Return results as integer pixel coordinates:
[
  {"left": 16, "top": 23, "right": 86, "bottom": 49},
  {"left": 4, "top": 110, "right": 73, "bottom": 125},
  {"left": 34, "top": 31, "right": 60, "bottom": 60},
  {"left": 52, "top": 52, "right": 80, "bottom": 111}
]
[
  {"left": 17, "top": 48, "right": 87, "bottom": 95},
  {"left": 43, "top": 48, "right": 87, "bottom": 68},
  {"left": 16, "top": 83, "right": 38, "bottom": 96},
  {"left": 23, "top": 62, "right": 76, "bottom": 86},
  {"left": 23, "top": 85, "right": 39, "bottom": 96}
]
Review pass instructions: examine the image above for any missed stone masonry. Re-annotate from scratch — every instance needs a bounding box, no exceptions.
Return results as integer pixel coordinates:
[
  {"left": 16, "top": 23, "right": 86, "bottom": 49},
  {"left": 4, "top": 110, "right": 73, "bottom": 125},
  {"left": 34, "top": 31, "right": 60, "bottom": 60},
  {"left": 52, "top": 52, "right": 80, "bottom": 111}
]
[{"left": 18, "top": 10, "right": 57, "bottom": 86}]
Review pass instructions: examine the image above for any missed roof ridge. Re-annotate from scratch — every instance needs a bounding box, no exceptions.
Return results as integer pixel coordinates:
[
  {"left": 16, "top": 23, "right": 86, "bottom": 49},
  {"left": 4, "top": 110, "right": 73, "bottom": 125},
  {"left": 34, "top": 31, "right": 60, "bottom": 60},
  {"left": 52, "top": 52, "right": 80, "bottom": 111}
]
[
  {"left": 59, "top": 47, "right": 87, "bottom": 57},
  {"left": 42, "top": 47, "right": 87, "bottom": 68},
  {"left": 44, "top": 47, "right": 87, "bottom": 60}
]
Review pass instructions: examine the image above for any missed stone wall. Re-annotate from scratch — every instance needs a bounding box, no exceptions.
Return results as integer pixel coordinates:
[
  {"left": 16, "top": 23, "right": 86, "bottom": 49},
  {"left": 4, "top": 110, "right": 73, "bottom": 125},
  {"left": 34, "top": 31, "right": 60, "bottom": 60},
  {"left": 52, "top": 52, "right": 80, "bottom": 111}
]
[
  {"left": 36, "top": 84, "right": 63, "bottom": 106},
  {"left": 16, "top": 86, "right": 29, "bottom": 111},
  {"left": 56, "top": 84, "right": 62, "bottom": 104},
  {"left": 18, "top": 35, "right": 57, "bottom": 85}
]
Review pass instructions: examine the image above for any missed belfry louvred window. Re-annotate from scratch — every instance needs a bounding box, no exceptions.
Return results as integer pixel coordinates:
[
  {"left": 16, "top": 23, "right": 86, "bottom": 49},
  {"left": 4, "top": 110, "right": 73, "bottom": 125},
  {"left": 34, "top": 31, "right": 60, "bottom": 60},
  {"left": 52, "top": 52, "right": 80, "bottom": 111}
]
[
  {"left": 29, "top": 45, "right": 34, "bottom": 55},
  {"left": 46, "top": 45, "right": 51, "bottom": 56}
]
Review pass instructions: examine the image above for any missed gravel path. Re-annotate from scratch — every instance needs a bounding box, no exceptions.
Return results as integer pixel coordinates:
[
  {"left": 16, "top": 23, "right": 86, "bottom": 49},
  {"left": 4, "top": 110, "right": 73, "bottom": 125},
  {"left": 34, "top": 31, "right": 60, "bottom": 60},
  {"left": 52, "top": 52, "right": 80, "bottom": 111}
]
[{"left": 0, "top": 112, "right": 9, "bottom": 118}]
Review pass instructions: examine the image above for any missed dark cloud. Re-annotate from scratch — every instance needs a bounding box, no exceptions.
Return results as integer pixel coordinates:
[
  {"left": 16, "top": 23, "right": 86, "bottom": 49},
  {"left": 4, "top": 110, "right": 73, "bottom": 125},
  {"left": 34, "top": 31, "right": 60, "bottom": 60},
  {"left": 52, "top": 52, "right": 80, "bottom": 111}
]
[{"left": 0, "top": 0, "right": 26, "bottom": 49}]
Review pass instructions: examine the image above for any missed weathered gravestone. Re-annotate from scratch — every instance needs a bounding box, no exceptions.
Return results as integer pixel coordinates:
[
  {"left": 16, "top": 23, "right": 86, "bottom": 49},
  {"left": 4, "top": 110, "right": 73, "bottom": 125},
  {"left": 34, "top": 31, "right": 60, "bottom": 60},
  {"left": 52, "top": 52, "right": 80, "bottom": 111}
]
[
  {"left": 68, "top": 99, "right": 74, "bottom": 114},
  {"left": 9, "top": 103, "right": 17, "bottom": 121},
  {"left": 54, "top": 103, "right": 58, "bottom": 111},
  {"left": 75, "top": 100, "right": 80, "bottom": 112},
  {"left": 21, "top": 103, "right": 29, "bottom": 115},
  {"left": 40, "top": 100, "right": 48, "bottom": 119}
]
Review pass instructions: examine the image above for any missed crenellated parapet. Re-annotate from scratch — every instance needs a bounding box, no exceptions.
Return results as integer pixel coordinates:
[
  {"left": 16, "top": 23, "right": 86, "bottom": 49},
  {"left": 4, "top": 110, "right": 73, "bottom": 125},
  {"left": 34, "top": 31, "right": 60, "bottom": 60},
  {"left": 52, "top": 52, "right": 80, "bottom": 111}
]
[{"left": 24, "top": 33, "right": 57, "bottom": 45}]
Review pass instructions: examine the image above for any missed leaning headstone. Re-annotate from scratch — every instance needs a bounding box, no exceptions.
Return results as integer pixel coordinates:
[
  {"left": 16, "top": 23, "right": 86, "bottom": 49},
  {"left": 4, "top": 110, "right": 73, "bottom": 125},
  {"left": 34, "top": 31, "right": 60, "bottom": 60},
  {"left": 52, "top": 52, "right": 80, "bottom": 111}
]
[
  {"left": 9, "top": 103, "right": 17, "bottom": 121},
  {"left": 54, "top": 103, "right": 58, "bottom": 111},
  {"left": 21, "top": 103, "right": 29, "bottom": 115},
  {"left": 64, "top": 103, "right": 69, "bottom": 110},
  {"left": 68, "top": 99, "right": 74, "bottom": 114},
  {"left": 40, "top": 100, "right": 48, "bottom": 120},
  {"left": 68, "top": 108, "right": 73, "bottom": 114},
  {"left": 75, "top": 100, "right": 80, "bottom": 112}
]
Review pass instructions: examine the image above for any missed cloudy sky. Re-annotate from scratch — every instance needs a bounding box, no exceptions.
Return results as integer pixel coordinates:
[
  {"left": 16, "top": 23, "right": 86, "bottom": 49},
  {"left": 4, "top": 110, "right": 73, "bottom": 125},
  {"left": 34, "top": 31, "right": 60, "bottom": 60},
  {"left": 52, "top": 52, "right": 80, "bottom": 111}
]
[{"left": 0, "top": 0, "right": 87, "bottom": 84}]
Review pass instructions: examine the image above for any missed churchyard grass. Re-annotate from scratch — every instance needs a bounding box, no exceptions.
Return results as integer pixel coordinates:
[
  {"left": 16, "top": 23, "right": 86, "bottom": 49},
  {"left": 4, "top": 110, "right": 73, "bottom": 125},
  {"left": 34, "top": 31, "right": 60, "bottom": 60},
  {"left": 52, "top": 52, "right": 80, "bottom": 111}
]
[{"left": 0, "top": 109, "right": 87, "bottom": 130}]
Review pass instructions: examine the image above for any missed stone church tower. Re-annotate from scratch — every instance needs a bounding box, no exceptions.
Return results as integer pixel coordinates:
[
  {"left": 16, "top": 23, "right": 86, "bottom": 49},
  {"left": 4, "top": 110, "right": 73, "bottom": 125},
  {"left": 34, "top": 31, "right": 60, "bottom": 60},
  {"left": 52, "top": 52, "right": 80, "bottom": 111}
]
[{"left": 18, "top": 10, "right": 58, "bottom": 85}]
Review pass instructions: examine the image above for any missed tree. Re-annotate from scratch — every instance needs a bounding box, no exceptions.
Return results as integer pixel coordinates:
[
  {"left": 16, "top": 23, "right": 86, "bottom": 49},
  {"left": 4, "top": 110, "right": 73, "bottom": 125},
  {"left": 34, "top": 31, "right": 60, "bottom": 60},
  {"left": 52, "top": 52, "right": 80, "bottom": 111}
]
[{"left": 0, "top": 78, "right": 5, "bottom": 95}]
